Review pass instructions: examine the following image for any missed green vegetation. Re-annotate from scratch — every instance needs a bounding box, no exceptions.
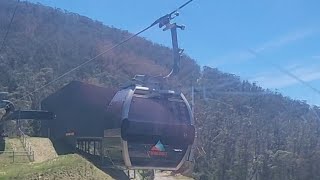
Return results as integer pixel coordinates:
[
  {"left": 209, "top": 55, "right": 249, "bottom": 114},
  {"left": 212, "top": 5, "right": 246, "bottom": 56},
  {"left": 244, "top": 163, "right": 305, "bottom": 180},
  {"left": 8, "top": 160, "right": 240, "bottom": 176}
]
[
  {"left": 0, "top": 138, "right": 113, "bottom": 179},
  {"left": 0, "top": 154, "right": 113, "bottom": 179},
  {"left": 1, "top": 0, "right": 320, "bottom": 179},
  {"left": 0, "top": 138, "right": 114, "bottom": 179},
  {"left": 0, "top": 138, "right": 30, "bottom": 164},
  {"left": 0, "top": 138, "right": 12, "bottom": 164},
  {"left": 193, "top": 68, "right": 320, "bottom": 180}
]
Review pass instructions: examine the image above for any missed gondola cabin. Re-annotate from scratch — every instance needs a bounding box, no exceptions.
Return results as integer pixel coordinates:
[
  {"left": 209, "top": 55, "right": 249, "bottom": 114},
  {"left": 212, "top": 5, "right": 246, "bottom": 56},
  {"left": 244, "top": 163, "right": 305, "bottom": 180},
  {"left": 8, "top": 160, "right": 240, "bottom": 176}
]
[{"left": 41, "top": 81, "right": 195, "bottom": 170}]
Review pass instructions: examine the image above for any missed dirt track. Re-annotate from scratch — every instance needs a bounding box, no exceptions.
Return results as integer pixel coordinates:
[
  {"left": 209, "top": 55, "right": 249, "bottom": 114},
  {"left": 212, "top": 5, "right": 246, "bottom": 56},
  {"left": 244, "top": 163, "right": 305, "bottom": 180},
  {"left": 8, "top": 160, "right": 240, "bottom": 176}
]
[
  {"left": 154, "top": 171, "right": 194, "bottom": 180},
  {"left": 27, "top": 137, "right": 58, "bottom": 163}
]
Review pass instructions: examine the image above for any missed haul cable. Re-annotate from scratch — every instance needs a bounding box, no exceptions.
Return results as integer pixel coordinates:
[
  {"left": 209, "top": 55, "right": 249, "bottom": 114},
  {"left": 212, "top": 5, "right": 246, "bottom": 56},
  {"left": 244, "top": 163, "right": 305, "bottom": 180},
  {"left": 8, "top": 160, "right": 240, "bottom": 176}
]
[{"left": 17, "top": 0, "right": 195, "bottom": 101}]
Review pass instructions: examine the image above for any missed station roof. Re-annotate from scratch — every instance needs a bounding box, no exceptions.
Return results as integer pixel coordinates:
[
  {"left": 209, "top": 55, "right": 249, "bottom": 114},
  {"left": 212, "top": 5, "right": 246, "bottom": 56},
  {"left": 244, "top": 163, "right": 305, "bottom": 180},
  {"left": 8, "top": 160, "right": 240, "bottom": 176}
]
[{"left": 42, "top": 81, "right": 117, "bottom": 108}]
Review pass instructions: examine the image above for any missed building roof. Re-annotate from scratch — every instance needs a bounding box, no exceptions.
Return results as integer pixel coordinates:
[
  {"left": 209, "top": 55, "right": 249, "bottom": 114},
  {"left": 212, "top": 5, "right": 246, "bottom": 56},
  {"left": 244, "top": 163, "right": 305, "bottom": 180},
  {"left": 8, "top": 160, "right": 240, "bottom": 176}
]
[
  {"left": 41, "top": 81, "right": 118, "bottom": 137},
  {"left": 42, "top": 81, "right": 117, "bottom": 108}
]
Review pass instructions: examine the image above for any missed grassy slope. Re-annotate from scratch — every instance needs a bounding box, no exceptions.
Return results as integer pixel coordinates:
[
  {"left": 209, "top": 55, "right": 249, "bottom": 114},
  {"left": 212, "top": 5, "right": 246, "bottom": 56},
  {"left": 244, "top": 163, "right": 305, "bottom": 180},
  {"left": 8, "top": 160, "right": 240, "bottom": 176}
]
[
  {"left": 0, "top": 138, "right": 114, "bottom": 180},
  {"left": 0, "top": 154, "right": 114, "bottom": 180},
  {"left": 0, "top": 138, "right": 12, "bottom": 165},
  {"left": 0, "top": 138, "right": 30, "bottom": 164}
]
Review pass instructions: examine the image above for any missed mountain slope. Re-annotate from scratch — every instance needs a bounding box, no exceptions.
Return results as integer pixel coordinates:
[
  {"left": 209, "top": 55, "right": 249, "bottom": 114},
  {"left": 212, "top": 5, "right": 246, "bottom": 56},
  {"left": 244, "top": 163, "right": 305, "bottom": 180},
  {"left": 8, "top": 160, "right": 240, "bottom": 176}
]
[{"left": 1, "top": 0, "right": 320, "bottom": 179}]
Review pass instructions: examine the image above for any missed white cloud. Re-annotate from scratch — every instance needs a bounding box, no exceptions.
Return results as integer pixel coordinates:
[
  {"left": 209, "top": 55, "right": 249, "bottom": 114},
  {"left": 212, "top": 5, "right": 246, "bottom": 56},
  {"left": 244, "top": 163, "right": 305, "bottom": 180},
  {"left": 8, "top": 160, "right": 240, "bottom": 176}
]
[
  {"left": 211, "top": 29, "right": 316, "bottom": 66},
  {"left": 254, "top": 29, "right": 315, "bottom": 53},
  {"left": 210, "top": 51, "right": 255, "bottom": 66},
  {"left": 251, "top": 64, "right": 320, "bottom": 88}
]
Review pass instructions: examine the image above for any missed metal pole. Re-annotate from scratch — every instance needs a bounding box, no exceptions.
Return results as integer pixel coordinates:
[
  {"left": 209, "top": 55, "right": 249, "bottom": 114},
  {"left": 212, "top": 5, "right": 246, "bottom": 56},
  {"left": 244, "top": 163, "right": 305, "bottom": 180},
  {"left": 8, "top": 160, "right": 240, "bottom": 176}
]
[
  {"left": 101, "top": 140, "right": 104, "bottom": 163},
  {"left": 93, "top": 141, "right": 96, "bottom": 155},
  {"left": 85, "top": 141, "right": 87, "bottom": 152},
  {"left": 86, "top": 141, "right": 89, "bottom": 153},
  {"left": 170, "top": 26, "right": 180, "bottom": 75},
  {"left": 192, "top": 85, "right": 195, "bottom": 116}
]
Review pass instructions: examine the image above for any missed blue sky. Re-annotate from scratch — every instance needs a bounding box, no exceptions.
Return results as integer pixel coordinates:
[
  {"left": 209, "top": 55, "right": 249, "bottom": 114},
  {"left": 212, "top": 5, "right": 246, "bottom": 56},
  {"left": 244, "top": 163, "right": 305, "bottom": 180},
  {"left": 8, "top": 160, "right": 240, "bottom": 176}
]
[{"left": 26, "top": 0, "right": 320, "bottom": 105}]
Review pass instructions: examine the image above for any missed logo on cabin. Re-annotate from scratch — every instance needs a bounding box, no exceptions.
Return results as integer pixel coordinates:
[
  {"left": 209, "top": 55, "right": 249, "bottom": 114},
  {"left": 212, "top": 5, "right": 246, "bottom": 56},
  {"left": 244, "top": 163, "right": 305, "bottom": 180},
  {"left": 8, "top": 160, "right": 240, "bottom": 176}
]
[
  {"left": 65, "top": 130, "right": 75, "bottom": 136},
  {"left": 149, "top": 140, "right": 168, "bottom": 157}
]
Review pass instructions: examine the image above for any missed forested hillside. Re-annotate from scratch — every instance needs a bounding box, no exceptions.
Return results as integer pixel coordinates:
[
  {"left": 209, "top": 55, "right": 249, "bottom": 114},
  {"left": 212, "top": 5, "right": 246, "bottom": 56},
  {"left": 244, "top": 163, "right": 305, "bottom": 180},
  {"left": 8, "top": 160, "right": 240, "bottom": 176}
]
[{"left": 1, "top": 0, "right": 320, "bottom": 179}]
